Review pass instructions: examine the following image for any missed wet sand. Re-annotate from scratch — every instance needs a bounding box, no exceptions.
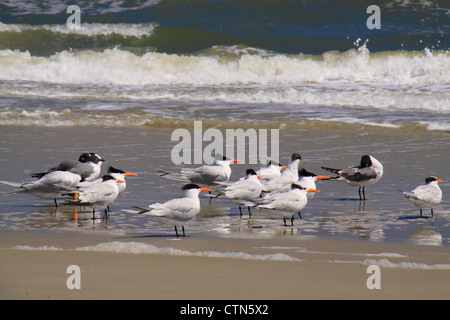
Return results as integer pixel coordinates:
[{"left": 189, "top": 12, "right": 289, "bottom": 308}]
[
  {"left": 1, "top": 229, "right": 449, "bottom": 300},
  {"left": 0, "top": 124, "right": 449, "bottom": 300}
]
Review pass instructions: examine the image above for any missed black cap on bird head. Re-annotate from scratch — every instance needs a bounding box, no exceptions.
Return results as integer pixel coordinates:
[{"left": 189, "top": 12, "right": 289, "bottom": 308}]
[
  {"left": 102, "top": 175, "right": 116, "bottom": 182},
  {"left": 79, "top": 153, "right": 105, "bottom": 164},
  {"left": 108, "top": 166, "right": 126, "bottom": 174},
  {"left": 360, "top": 155, "right": 372, "bottom": 168},
  {"left": 291, "top": 183, "right": 306, "bottom": 190},
  {"left": 298, "top": 168, "right": 316, "bottom": 177},
  {"left": 182, "top": 183, "right": 201, "bottom": 190},
  {"left": 291, "top": 153, "right": 302, "bottom": 161}
]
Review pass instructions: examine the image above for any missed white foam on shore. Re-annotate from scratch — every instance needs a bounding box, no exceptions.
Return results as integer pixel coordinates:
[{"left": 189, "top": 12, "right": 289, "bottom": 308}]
[
  {"left": 329, "top": 258, "right": 450, "bottom": 270},
  {"left": 12, "top": 245, "right": 63, "bottom": 251},
  {"left": 73, "top": 241, "right": 302, "bottom": 261},
  {"left": 9, "top": 241, "right": 301, "bottom": 261}
]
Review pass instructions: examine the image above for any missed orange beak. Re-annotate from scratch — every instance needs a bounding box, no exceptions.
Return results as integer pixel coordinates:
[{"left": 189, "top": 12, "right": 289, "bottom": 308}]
[
  {"left": 125, "top": 172, "right": 138, "bottom": 177},
  {"left": 437, "top": 179, "right": 443, "bottom": 183},
  {"left": 307, "top": 188, "right": 320, "bottom": 193},
  {"left": 117, "top": 179, "right": 125, "bottom": 183},
  {"left": 281, "top": 165, "right": 287, "bottom": 170},
  {"left": 74, "top": 193, "right": 79, "bottom": 200},
  {"left": 230, "top": 160, "right": 243, "bottom": 164},
  {"left": 316, "top": 175, "right": 330, "bottom": 180},
  {"left": 257, "top": 176, "right": 261, "bottom": 179},
  {"left": 200, "top": 187, "right": 212, "bottom": 192}
]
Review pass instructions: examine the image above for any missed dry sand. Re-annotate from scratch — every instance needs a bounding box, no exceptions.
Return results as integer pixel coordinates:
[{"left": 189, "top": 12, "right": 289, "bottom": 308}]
[{"left": 1, "top": 230, "right": 449, "bottom": 300}]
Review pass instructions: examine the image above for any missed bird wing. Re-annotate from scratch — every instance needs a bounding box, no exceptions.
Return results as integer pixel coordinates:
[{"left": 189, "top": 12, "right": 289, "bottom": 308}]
[
  {"left": 145, "top": 198, "right": 199, "bottom": 221},
  {"left": 339, "top": 166, "right": 377, "bottom": 182},
  {"left": 409, "top": 185, "right": 442, "bottom": 205}
]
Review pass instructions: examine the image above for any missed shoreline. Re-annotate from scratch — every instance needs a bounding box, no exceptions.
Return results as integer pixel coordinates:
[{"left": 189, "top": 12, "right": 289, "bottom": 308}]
[{"left": 1, "top": 229, "right": 449, "bottom": 300}]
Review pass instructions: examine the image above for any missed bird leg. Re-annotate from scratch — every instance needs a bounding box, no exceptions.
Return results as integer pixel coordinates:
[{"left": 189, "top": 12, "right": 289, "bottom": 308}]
[
  {"left": 239, "top": 205, "right": 243, "bottom": 217},
  {"left": 174, "top": 225, "right": 179, "bottom": 237},
  {"left": 182, "top": 225, "right": 186, "bottom": 237},
  {"left": 247, "top": 206, "right": 252, "bottom": 217}
]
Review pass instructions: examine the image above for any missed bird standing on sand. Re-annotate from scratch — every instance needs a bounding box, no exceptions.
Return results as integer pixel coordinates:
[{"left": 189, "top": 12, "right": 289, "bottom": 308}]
[
  {"left": 400, "top": 176, "right": 443, "bottom": 218},
  {"left": 133, "top": 184, "right": 212, "bottom": 236},
  {"left": 217, "top": 169, "right": 262, "bottom": 216},
  {"left": 321, "top": 155, "right": 383, "bottom": 200},
  {"left": 258, "top": 184, "right": 320, "bottom": 226},
  {"left": 65, "top": 175, "right": 124, "bottom": 219}
]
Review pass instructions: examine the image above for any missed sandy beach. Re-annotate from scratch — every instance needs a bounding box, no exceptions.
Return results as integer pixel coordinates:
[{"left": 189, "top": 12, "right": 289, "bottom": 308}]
[
  {"left": 1, "top": 229, "right": 449, "bottom": 300},
  {"left": 1, "top": 1, "right": 449, "bottom": 305},
  {"left": 1, "top": 125, "right": 449, "bottom": 301}
]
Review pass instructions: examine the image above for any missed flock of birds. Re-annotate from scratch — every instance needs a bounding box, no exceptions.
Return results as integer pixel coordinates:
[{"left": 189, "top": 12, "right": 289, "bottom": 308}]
[{"left": 0, "top": 152, "right": 444, "bottom": 237}]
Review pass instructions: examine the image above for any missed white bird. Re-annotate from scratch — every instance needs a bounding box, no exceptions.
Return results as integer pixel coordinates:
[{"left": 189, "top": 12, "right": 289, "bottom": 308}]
[
  {"left": 78, "top": 166, "right": 137, "bottom": 194},
  {"left": 133, "top": 184, "right": 212, "bottom": 236},
  {"left": 321, "top": 155, "right": 383, "bottom": 200},
  {"left": 66, "top": 175, "right": 124, "bottom": 219},
  {"left": 217, "top": 169, "right": 262, "bottom": 216},
  {"left": 400, "top": 176, "right": 443, "bottom": 218},
  {"left": 31, "top": 152, "right": 105, "bottom": 182},
  {"left": 158, "top": 157, "right": 242, "bottom": 186},
  {"left": 256, "top": 161, "right": 286, "bottom": 181},
  {"left": 297, "top": 168, "right": 330, "bottom": 200},
  {"left": 261, "top": 153, "right": 302, "bottom": 192},
  {"left": 258, "top": 183, "right": 320, "bottom": 226},
  {"left": 0, "top": 171, "right": 81, "bottom": 206}
]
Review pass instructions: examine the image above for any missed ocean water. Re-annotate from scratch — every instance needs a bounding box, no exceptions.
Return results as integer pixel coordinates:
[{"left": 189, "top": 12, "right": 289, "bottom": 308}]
[
  {"left": 0, "top": 0, "right": 449, "bottom": 130},
  {"left": 0, "top": 1, "right": 449, "bottom": 247}
]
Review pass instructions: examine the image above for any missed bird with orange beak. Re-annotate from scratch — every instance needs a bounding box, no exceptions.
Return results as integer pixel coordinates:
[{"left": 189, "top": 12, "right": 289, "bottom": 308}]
[
  {"left": 400, "top": 176, "right": 443, "bottom": 218},
  {"left": 258, "top": 183, "right": 320, "bottom": 226},
  {"left": 158, "top": 156, "right": 242, "bottom": 187},
  {"left": 133, "top": 184, "right": 212, "bottom": 236},
  {"left": 66, "top": 175, "right": 125, "bottom": 219}
]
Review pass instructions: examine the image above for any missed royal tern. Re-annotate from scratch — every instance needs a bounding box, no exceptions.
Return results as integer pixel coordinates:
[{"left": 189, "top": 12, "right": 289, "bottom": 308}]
[
  {"left": 216, "top": 169, "right": 262, "bottom": 216},
  {"left": 256, "top": 161, "right": 286, "bottom": 181},
  {"left": 65, "top": 175, "right": 124, "bottom": 219},
  {"left": 297, "top": 168, "right": 330, "bottom": 200},
  {"left": 400, "top": 176, "right": 443, "bottom": 218},
  {"left": 133, "top": 184, "right": 211, "bottom": 236},
  {"left": 0, "top": 171, "right": 81, "bottom": 206},
  {"left": 261, "top": 153, "right": 302, "bottom": 192},
  {"left": 78, "top": 166, "right": 137, "bottom": 194},
  {"left": 158, "top": 157, "right": 242, "bottom": 186},
  {"left": 321, "top": 155, "right": 383, "bottom": 200},
  {"left": 258, "top": 184, "right": 320, "bottom": 226},
  {"left": 31, "top": 152, "right": 105, "bottom": 182}
]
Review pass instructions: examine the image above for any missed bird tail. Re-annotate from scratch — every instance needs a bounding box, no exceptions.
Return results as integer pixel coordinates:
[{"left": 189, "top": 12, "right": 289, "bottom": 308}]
[
  {"left": 156, "top": 169, "right": 190, "bottom": 182},
  {"left": 132, "top": 206, "right": 151, "bottom": 214},
  {"left": 0, "top": 180, "right": 22, "bottom": 188},
  {"left": 321, "top": 166, "right": 341, "bottom": 174},
  {"left": 398, "top": 189, "right": 418, "bottom": 201}
]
